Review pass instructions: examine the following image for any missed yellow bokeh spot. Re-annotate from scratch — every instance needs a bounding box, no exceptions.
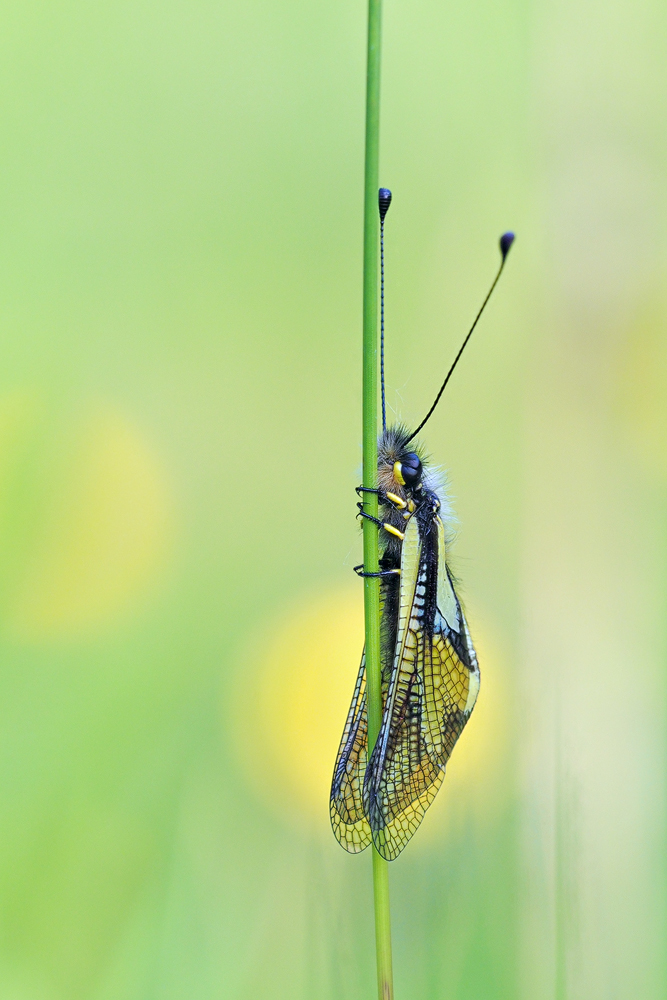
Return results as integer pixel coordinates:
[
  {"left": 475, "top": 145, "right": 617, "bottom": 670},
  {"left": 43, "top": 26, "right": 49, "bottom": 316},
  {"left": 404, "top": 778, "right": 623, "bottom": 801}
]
[
  {"left": 232, "top": 583, "right": 512, "bottom": 847},
  {"left": 231, "top": 585, "right": 365, "bottom": 826},
  {"left": 0, "top": 397, "right": 172, "bottom": 641}
]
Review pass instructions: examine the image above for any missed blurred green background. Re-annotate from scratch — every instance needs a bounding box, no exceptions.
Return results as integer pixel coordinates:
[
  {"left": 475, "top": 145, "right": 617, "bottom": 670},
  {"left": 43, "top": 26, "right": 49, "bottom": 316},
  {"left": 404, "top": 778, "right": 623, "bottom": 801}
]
[{"left": 0, "top": 0, "right": 665, "bottom": 997}]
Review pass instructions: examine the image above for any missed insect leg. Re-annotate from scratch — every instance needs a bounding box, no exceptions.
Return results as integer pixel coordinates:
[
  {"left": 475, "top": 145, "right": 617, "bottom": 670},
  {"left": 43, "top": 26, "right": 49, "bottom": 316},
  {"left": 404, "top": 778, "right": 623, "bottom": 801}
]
[
  {"left": 356, "top": 504, "right": 405, "bottom": 540},
  {"left": 356, "top": 486, "right": 407, "bottom": 510},
  {"left": 353, "top": 564, "right": 400, "bottom": 578}
]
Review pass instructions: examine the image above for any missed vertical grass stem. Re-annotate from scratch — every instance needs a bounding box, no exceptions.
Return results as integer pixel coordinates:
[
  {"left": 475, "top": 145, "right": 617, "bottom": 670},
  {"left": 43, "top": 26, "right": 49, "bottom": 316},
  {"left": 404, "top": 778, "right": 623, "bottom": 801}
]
[{"left": 361, "top": 0, "right": 394, "bottom": 997}]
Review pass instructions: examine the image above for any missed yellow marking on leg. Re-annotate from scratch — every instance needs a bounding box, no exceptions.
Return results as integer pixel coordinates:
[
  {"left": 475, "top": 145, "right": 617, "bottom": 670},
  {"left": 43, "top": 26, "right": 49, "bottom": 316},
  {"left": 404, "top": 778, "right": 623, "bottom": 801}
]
[
  {"left": 383, "top": 523, "right": 405, "bottom": 540},
  {"left": 386, "top": 491, "right": 407, "bottom": 509}
]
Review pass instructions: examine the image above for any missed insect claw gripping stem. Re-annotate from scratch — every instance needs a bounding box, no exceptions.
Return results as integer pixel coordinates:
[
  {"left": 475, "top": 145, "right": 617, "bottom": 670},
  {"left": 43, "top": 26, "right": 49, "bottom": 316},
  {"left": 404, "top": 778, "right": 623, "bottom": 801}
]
[
  {"left": 356, "top": 485, "right": 383, "bottom": 497},
  {"left": 356, "top": 505, "right": 385, "bottom": 528},
  {"left": 353, "top": 564, "right": 401, "bottom": 579},
  {"left": 356, "top": 505, "right": 406, "bottom": 540},
  {"left": 356, "top": 485, "right": 406, "bottom": 511},
  {"left": 355, "top": 486, "right": 405, "bottom": 577}
]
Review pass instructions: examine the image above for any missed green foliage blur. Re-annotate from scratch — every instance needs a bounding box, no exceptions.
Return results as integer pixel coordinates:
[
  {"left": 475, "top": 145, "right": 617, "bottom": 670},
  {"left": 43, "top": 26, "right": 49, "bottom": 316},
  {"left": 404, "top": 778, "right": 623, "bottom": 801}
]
[{"left": 0, "top": 0, "right": 665, "bottom": 997}]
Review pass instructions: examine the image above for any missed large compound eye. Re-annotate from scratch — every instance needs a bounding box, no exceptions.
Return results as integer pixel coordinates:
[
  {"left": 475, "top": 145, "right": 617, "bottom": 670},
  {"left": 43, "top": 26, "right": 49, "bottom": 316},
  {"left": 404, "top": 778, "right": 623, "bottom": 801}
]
[{"left": 395, "top": 452, "right": 422, "bottom": 487}]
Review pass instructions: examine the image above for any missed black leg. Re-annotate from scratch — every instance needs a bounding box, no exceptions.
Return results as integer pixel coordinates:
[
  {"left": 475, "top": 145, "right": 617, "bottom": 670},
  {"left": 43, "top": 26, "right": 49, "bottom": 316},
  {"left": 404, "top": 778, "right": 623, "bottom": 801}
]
[
  {"left": 356, "top": 503, "right": 384, "bottom": 528},
  {"left": 356, "top": 485, "right": 383, "bottom": 496},
  {"left": 353, "top": 564, "right": 400, "bottom": 579},
  {"left": 356, "top": 485, "right": 407, "bottom": 512},
  {"left": 356, "top": 504, "right": 405, "bottom": 540}
]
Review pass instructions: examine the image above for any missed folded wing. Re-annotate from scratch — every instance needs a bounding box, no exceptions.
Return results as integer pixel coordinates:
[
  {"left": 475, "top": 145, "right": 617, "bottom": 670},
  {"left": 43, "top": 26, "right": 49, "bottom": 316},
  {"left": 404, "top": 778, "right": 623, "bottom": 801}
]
[
  {"left": 364, "top": 513, "right": 480, "bottom": 860},
  {"left": 330, "top": 650, "right": 372, "bottom": 853}
]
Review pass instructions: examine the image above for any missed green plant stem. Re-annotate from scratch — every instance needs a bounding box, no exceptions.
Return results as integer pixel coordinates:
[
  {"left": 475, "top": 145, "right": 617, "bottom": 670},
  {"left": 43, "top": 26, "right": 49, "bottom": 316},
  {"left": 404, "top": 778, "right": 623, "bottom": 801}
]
[{"left": 361, "top": 0, "right": 394, "bottom": 997}]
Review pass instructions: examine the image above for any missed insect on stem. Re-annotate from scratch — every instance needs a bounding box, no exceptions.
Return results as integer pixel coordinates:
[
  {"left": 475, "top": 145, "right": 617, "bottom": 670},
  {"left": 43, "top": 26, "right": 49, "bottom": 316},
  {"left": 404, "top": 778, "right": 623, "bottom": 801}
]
[{"left": 333, "top": 0, "right": 516, "bottom": 977}]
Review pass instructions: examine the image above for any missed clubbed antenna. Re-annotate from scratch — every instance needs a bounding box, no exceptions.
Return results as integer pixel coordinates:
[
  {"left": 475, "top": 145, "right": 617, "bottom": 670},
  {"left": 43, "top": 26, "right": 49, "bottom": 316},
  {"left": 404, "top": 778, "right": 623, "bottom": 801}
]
[
  {"left": 379, "top": 188, "right": 392, "bottom": 223},
  {"left": 404, "top": 232, "right": 515, "bottom": 444},
  {"left": 378, "top": 188, "right": 392, "bottom": 432}
]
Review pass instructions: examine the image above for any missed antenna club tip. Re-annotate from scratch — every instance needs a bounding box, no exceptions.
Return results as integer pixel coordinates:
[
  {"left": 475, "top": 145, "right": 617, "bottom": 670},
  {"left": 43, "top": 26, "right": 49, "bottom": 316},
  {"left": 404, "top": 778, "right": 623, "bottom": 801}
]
[
  {"left": 378, "top": 188, "right": 392, "bottom": 222},
  {"left": 500, "top": 231, "right": 515, "bottom": 258}
]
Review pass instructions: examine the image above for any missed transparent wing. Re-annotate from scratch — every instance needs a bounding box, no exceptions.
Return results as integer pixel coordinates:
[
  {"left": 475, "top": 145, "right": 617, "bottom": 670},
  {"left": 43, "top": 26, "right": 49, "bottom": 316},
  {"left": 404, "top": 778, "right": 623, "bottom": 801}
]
[
  {"left": 364, "top": 514, "right": 480, "bottom": 861},
  {"left": 330, "top": 650, "right": 372, "bottom": 853}
]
